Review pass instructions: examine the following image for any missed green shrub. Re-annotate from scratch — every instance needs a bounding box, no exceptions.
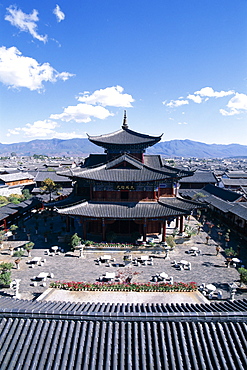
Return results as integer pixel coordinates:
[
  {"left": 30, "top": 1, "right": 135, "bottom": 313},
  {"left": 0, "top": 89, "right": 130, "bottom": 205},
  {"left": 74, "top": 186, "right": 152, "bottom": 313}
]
[
  {"left": 70, "top": 233, "right": 82, "bottom": 251},
  {"left": 238, "top": 268, "right": 247, "bottom": 285},
  {"left": 0, "top": 262, "right": 13, "bottom": 286},
  {"left": 225, "top": 247, "right": 237, "bottom": 257},
  {"left": 13, "top": 250, "right": 25, "bottom": 258},
  {"left": 166, "top": 235, "right": 176, "bottom": 248}
]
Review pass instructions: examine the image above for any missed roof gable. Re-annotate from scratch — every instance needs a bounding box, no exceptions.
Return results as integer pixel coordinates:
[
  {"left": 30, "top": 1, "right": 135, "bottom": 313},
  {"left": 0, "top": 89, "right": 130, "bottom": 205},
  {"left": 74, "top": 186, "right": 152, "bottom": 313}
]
[{"left": 106, "top": 154, "right": 143, "bottom": 170}]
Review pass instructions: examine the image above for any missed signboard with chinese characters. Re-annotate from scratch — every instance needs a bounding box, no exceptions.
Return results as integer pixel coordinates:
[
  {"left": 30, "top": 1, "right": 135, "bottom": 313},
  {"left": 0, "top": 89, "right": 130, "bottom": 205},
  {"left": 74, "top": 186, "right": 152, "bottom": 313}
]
[{"left": 114, "top": 184, "right": 136, "bottom": 190}]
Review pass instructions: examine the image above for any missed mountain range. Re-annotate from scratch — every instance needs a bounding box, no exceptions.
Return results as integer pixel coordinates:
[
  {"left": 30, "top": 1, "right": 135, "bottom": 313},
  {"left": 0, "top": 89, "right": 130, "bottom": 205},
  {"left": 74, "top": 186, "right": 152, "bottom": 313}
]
[{"left": 1, "top": 138, "right": 247, "bottom": 158}]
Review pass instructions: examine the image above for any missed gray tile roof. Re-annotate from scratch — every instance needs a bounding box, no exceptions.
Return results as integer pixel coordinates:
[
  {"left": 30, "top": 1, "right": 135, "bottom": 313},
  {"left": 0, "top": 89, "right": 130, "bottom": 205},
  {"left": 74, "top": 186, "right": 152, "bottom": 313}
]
[
  {"left": 222, "top": 178, "right": 247, "bottom": 186},
  {"left": 226, "top": 171, "right": 247, "bottom": 178},
  {"left": 88, "top": 127, "right": 162, "bottom": 146},
  {"left": 203, "top": 184, "right": 243, "bottom": 202},
  {"left": 56, "top": 198, "right": 198, "bottom": 219},
  {"left": 179, "top": 170, "right": 217, "bottom": 184},
  {"left": 83, "top": 154, "right": 108, "bottom": 167},
  {"left": 0, "top": 172, "right": 34, "bottom": 183},
  {"left": 228, "top": 202, "right": 247, "bottom": 220},
  {"left": 33, "top": 171, "right": 72, "bottom": 183},
  {"left": 0, "top": 198, "right": 41, "bottom": 221},
  {"left": 0, "top": 297, "right": 246, "bottom": 370},
  {"left": 59, "top": 154, "right": 192, "bottom": 183},
  {"left": 179, "top": 189, "right": 233, "bottom": 213}
]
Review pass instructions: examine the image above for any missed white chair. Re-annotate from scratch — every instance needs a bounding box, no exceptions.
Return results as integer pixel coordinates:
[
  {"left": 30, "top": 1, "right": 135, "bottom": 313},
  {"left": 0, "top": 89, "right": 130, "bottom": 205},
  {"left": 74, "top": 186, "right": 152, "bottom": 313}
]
[{"left": 217, "top": 290, "right": 222, "bottom": 299}]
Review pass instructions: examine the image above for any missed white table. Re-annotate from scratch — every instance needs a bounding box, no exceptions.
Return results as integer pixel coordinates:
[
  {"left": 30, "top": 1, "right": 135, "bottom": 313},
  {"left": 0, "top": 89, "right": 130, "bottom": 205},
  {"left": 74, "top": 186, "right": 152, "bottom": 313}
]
[
  {"left": 160, "top": 272, "right": 168, "bottom": 279},
  {"left": 37, "top": 272, "right": 49, "bottom": 281},
  {"left": 138, "top": 256, "right": 149, "bottom": 261},
  {"left": 232, "top": 258, "right": 241, "bottom": 263},
  {"left": 206, "top": 284, "right": 216, "bottom": 292},
  {"left": 104, "top": 272, "right": 115, "bottom": 281},
  {"left": 101, "top": 255, "right": 111, "bottom": 261},
  {"left": 31, "top": 257, "right": 42, "bottom": 265},
  {"left": 51, "top": 246, "right": 59, "bottom": 252},
  {"left": 190, "top": 247, "right": 198, "bottom": 251},
  {"left": 180, "top": 260, "right": 189, "bottom": 266}
]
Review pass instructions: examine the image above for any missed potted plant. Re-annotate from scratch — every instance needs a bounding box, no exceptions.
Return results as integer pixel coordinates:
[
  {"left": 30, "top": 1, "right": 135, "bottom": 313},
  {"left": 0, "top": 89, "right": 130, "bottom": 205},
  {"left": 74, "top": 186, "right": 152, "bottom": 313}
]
[
  {"left": 24, "top": 242, "right": 34, "bottom": 257},
  {"left": 0, "top": 228, "right": 6, "bottom": 249},
  {"left": 184, "top": 225, "right": 197, "bottom": 238},
  {"left": 224, "top": 232, "right": 230, "bottom": 247},
  {"left": 0, "top": 262, "right": 14, "bottom": 287},
  {"left": 225, "top": 247, "right": 237, "bottom": 268},
  {"left": 14, "top": 258, "right": 21, "bottom": 269},
  {"left": 9, "top": 224, "right": 18, "bottom": 240}
]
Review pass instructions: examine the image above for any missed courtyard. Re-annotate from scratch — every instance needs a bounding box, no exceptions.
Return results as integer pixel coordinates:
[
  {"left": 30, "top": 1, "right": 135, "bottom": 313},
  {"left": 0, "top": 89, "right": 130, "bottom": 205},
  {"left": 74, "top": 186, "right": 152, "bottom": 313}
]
[{"left": 0, "top": 211, "right": 246, "bottom": 302}]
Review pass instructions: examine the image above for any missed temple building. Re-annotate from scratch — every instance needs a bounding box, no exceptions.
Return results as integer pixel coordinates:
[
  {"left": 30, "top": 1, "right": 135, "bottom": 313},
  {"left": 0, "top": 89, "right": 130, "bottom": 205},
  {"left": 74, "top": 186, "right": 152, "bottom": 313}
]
[{"left": 56, "top": 113, "right": 199, "bottom": 242}]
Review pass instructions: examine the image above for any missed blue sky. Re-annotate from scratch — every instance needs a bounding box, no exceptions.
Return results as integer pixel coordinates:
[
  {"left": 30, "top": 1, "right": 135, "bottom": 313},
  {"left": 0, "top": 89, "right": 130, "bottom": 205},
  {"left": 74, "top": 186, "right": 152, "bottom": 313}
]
[{"left": 0, "top": 0, "right": 247, "bottom": 145}]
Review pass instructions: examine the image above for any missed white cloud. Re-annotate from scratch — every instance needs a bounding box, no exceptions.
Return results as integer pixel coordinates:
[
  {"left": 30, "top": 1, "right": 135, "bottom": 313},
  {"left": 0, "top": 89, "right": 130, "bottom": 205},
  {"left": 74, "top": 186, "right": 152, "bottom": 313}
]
[
  {"left": 220, "top": 93, "right": 247, "bottom": 116},
  {"left": 8, "top": 120, "right": 59, "bottom": 137},
  {"left": 77, "top": 86, "right": 134, "bottom": 107},
  {"left": 0, "top": 46, "right": 74, "bottom": 91},
  {"left": 53, "top": 132, "right": 86, "bottom": 139},
  {"left": 7, "top": 120, "right": 86, "bottom": 139},
  {"left": 53, "top": 5, "right": 65, "bottom": 22},
  {"left": 194, "top": 87, "right": 235, "bottom": 98},
  {"left": 5, "top": 6, "right": 47, "bottom": 43},
  {"left": 187, "top": 94, "right": 203, "bottom": 104},
  {"left": 50, "top": 103, "right": 113, "bottom": 123},
  {"left": 178, "top": 122, "right": 188, "bottom": 125},
  {"left": 163, "top": 99, "right": 189, "bottom": 108}
]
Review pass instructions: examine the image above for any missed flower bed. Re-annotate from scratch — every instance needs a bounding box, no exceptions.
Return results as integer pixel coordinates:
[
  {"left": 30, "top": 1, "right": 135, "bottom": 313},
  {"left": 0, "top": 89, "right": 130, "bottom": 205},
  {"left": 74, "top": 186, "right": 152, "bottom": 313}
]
[
  {"left": 86, "top": 242, "right": 135, "bottom": 249},
  {"left": 50, "top": 281, "right": 197, "bottom": 292}
]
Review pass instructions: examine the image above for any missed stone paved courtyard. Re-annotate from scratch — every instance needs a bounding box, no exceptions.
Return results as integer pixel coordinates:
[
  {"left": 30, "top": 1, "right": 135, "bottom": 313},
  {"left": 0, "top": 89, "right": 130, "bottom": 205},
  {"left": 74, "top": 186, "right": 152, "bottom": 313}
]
[{"left": 0, "top": 212, "right": 246, "bottom": 302}]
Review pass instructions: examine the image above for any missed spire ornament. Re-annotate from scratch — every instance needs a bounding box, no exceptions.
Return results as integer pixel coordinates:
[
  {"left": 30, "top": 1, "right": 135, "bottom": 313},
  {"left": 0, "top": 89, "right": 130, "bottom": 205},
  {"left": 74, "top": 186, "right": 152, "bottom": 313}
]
[{"left": 122, "top": 110, "right": 128, "bottom": 129}]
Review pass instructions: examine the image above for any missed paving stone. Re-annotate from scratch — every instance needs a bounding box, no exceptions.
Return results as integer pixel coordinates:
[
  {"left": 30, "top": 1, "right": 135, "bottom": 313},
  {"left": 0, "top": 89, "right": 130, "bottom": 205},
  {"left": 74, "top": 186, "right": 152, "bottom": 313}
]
[{"left": 0, "top": 213, "right": 246, "bottom": 302}]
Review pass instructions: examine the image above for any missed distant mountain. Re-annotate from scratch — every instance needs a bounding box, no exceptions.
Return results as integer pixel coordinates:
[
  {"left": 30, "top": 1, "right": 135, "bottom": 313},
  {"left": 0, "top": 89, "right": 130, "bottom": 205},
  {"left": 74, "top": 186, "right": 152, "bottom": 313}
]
[
  {"left": 0, "top": 138, "right": 102, "bottom": 157},
  {"left": 149, "top": 139, "right": 247, "bottom": 158},
  {"left": 1, "top": 138, "right": 247, "bottom": 158}
]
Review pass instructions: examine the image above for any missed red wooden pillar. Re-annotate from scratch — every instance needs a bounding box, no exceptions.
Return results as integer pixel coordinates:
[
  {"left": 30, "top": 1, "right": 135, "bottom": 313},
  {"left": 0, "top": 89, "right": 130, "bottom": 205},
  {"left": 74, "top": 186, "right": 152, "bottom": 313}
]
[
  {"left": 66, "top": 216, "right": 70, "bottom": 232},
  {"left": 179, "top": 216, "right": 184, "bottom": 234},
  {"left": 90, "top": 184, "right": 93, "bottom": 200},
  {"left": 102, "top": 218, "right": 106, "bottom": 241},
  {"left": 143, "top": 218, "right": 147, "bottom": 242},
  {"left": 162, "top": 220, "right": 166, "bottom": 242}
]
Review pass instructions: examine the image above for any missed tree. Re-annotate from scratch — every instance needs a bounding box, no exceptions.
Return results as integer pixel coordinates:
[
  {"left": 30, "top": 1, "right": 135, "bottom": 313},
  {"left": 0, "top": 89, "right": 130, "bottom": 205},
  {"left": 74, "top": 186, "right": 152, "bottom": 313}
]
[
  {"left": 24, "top": 242, "right": 34, "bottom": 257},
  {"left": 8, "top": 194, "right": 23, "bottom": 204},
  {"left": 238, "top": 267, "right": 247, "bottom": 286},
  {"left": 40, "top": 178, "right": 61, "bottom": 202},
  {"left": 0, "top": 262, "right": 13, "bottom": 286},
  {"left": 70, "top": 233, "right": 82, "bottom": 251},
  {"left": 192, "top": 192, "right": 206, "bottom": 201},
  {"left": 22, "top": 189, "right": 31, "bottom": 200},
  {"left": 0, "top": 195, "right": 8, "bottom": 206}
]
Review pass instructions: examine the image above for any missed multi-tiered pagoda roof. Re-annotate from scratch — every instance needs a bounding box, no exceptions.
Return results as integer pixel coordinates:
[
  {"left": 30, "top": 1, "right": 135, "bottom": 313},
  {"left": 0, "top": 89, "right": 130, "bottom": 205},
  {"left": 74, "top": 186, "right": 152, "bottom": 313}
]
[{"left": 56, "top": 113, "right": 199, "bottom": 242}]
